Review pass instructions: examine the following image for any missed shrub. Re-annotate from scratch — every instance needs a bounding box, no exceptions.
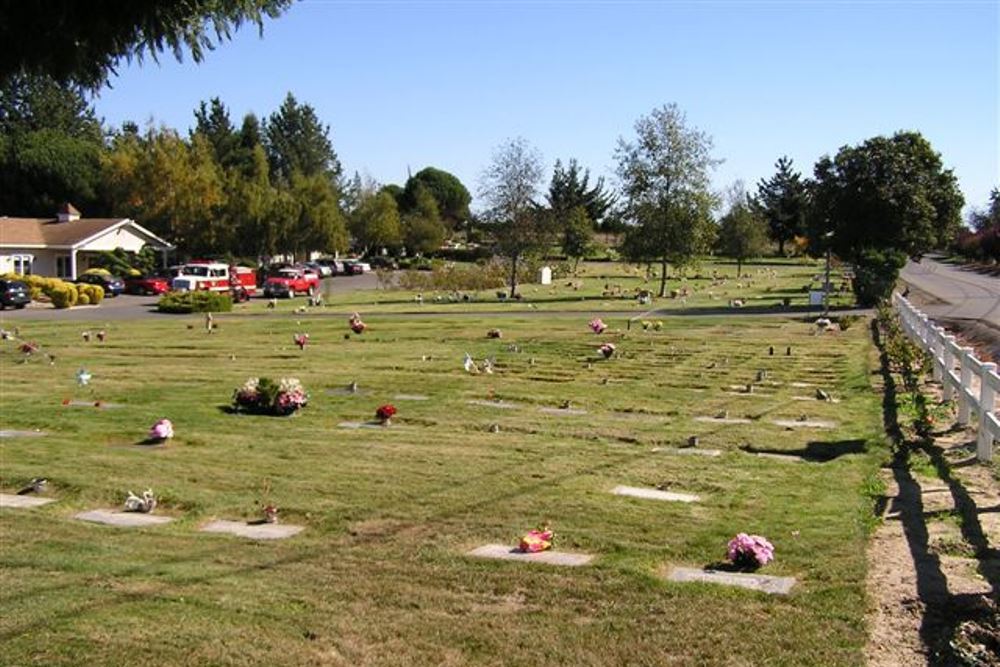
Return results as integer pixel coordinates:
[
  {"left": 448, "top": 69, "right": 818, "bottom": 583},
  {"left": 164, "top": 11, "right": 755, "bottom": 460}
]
[
  {"left": 852, "top": 248, "right": 907, "bottom": 307},
  {"left": 86, "top": 284, "right": 105, "bottom": 304},
  {"left": 49, "top": 283, "right": 79, "bottom": 308},
  {"left": 77, "top": 293, "right": 91, "bottom": 305},
  {"left": 837, "top": 314, "right": 860, "bottom": 331},
  {"left": 157, "top": 291, "right": 233, "bottom": 314}
]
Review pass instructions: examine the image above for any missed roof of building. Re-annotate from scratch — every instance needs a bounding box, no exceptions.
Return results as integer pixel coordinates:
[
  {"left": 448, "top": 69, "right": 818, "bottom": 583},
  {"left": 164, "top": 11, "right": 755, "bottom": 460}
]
[
  {"left": 58, "top": 202, "right": 81, "bottom": 217},
  {"left": 0, "top": 216, "right": 173, "bottom": 249}
]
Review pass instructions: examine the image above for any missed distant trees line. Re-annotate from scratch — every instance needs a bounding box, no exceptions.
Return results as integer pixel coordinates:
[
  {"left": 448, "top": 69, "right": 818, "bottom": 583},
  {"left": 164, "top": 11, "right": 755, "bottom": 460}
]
[{"left": 0, "top": 73, "right": 982, "bottom": 305}]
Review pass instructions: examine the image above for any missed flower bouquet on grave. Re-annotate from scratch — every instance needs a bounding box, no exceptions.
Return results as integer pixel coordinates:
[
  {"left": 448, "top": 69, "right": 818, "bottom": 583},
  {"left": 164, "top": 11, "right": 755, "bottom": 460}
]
[
  {"left": 589, "top": 318, "right": 607, "bottom": 334},
  {"left": 232, "top": 377, "right": 308, "bottom": 416},
  {"left": 293, "top": 332, "right": 309, "bottom": 350},
  {"left": 123, "top": 489, "right": 157, "bottom": 513},
  {"left": 726, "top": 533, "right": 774, "bottom": 570},
  {"left": 19, "top": 341, "right": 38, "bottom": 357},
  {"left": 375, "top": 404, "right": 397, "bottom": 426},
  {"left": 598, "top": 343, "right": 616, "bottom": 359},
  {"left": 262, "top": 504, "right": 279, "bottom": 524},
  {"left": 349, "top": 313, "right": 366, "bottom": 334},
  {"left": 518, "top": 524, "right": 554, "bottom": 553},
  {"left": 487, "top": 328, "right": 503, "bottom": 339},
  {"left": 147, "top": 418, "right": 174, "bottom": 443}
]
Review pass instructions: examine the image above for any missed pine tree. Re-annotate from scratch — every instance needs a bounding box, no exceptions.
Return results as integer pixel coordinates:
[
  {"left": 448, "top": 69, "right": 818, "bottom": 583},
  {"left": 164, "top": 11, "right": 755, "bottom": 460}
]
[{"left": 753, "top": 156, "right": 808, "bottom": 256}]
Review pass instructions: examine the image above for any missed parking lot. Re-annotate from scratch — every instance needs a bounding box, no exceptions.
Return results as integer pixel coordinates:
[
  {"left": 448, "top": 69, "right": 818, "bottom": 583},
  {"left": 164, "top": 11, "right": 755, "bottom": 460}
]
[{"left": 0, "top": 273, "right": 380, "bottom": 322}]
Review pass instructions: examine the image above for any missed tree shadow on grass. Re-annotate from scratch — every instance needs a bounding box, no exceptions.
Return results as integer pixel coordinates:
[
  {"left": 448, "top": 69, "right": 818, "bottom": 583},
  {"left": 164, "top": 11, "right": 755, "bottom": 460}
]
[{"left": 740, "top": 439, "right": 867, "bottom": 463}]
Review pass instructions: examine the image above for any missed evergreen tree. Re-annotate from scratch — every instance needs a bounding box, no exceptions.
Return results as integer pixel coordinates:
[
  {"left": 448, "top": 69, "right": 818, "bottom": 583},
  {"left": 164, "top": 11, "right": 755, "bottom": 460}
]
[
  {"left": 401, "top": 167, "right": 471, "bottom": 230},
  {"left": 264, "top": 93, "right": 341, "bottom": 184},
  {"left": 754, "top": 156, "right": 808, "bottom": 256},
  {"left": 546, "top": 158, "right": 614, "bottom": 229},
  {"left": 193, "top": 97, "right": 239, "bottom": 169}
]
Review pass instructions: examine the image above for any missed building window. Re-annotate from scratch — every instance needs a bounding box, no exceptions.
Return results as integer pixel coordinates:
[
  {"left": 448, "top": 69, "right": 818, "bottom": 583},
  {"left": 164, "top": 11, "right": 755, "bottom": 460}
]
[
  {"left": 56, "top": 256, "right": 71, "bottom": 278},
  {"left": 12, "top": 255, "right": 33, "bottom": 275}
]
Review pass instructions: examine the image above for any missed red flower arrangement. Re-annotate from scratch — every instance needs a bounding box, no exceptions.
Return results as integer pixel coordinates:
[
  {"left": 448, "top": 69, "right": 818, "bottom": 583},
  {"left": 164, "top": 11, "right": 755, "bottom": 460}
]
[
  {"left": 349, "top": 313, "right": 366, "bottom": 334},
  {"left": 294, "top": 333, "right": 309, "bottom": 350},
  {"left": 375, "top": 404, "right": 397, "bottom": 425}
]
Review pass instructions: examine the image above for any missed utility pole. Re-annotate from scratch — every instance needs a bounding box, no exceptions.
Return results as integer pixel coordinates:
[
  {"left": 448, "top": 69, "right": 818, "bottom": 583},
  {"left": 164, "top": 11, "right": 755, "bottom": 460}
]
[{"left": 823, "top": 231, "right": 834, "bottom": 318}]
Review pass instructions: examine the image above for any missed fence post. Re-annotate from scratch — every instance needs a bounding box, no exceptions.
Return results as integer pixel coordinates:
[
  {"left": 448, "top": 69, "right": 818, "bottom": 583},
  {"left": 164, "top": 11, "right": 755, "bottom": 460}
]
[
  {"left": 930, "top": 326, "right": 944, "bottom": 382},
  {"left": 957, "top": 348, "right": 975, "bottom": 426},
  {"left": 942, "top": 335, "right": 956, "bottom": 401},
  {"left": 977, "top": 363, "right": 997, "bottom": 462}
]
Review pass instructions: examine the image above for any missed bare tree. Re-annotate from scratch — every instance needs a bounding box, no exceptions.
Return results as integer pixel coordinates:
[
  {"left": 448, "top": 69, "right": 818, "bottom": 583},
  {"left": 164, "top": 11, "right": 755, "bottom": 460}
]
[{"left": 478, "top": 137, "right": 551, "bottom": 298}]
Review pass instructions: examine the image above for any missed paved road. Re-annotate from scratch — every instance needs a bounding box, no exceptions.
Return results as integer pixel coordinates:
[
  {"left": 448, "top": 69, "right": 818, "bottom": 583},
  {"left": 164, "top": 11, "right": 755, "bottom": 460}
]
[{"left": 900, "top": 256, "right": 1000, "bottom": 329}]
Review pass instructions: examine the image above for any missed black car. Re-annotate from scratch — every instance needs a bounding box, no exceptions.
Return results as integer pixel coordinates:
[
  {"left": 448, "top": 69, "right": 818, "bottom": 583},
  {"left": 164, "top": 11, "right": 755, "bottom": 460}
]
[
  {"left": 0, "top": 279, "right": 30, "bottom": 309},
  {"left": 75, "top": 273, "right": 125, "bottom": 297}
]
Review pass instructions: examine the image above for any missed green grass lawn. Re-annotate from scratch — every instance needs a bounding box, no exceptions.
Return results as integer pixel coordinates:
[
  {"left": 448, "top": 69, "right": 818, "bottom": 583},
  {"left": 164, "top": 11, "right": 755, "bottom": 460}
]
[
  {"left": 310, "top": 256, "right": 853, "bottom": 315},
  {"left": 0, "top": 309, "right": 884, "bottom": 666}
]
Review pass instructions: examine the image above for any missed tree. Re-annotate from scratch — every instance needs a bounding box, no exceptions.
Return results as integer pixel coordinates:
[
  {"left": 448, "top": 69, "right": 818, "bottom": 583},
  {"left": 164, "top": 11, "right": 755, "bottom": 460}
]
[
  {"left": 0, "top": 0, "right": 294, "bottom": 90},
  {"left": 402, "top": 182, "right": 445, "bottom": 256},
  {"left": 546, "top": 158, "right": 614, "bottom": 229},
  {"left": 562, "top": 206, "right": 594, "bottom": 272},
  {"left": 0, "top": 73, "right": 106, "bottom": 215},
  {"left": 264, "top": 93, "right": 341, "bottom": 184},
  {"left": 402, "top": 167, "right": 471, "bottom": 230},
  {"left": 754, "top": 156, "right": 808, "bottom": 256},
  {"left": 349, "top": 190, "right": 401, "bottom": 256},
  {"left": 809, "top": 131, "right": 964, "bottom": 304},
  {"left": 193, "top": 97, "right": 239, "bottom": 169},
  {"left": 968, "top": 187, "right": 1000, "bottom": 232},
  {"left": 615, "top": 103, "right": 721, "bottom": 297},
  {"left": 718, "top": 191, "right": 768, "bottom": 277},
  {"left": 287, "top": 171, "right": 348, "bottom": 259},
  {"left": 478, "top": 137, "right": 551, "bottom": 298}
]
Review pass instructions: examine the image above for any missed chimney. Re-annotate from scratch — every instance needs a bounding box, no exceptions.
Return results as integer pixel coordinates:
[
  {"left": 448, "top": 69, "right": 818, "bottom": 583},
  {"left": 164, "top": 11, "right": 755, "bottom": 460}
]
[{"left": 57, "top": 203, "right": 81, "bottom": 223}]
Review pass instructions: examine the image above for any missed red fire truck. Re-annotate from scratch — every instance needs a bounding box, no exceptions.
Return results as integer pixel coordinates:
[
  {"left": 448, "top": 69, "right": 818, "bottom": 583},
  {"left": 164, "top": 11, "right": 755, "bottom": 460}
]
[{"left": 170, "top": 262, "right": 258, "bottom": 301}]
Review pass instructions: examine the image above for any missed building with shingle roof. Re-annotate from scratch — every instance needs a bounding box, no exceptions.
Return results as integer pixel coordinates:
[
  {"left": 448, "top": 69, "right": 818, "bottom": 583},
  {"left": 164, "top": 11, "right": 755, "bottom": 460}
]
[{"left": 0, "top": 204, "right": 173, "bottom": 278}]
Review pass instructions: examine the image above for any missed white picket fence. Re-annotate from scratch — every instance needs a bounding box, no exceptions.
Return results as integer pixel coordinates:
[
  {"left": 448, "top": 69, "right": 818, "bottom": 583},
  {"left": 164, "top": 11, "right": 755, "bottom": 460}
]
[{"left": 893, "top": 293, "right": 996, "bottom": 462}]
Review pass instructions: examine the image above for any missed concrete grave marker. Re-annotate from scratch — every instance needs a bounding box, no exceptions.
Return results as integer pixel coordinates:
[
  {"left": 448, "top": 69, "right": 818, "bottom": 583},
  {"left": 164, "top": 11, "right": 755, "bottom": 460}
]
[
  {"left": 0, "top": 430, "right": 45, "bottom": 439},
  {"left": 651, "top": 447, "right": 723, "bottom": 457},
  {"left": 467, "top": 544, "right": 593, "bottom": 566},
  {"left": 467, "top": 399, "right": 520, "bottom": 409},
  {"left": 772, "top": 419, "right": 836, "bottom": 429},
  {"left": 612, "top": 486, "right": 700, "bottom": 503},
  {"left": 695, "top": 416, "right": 751, "bottom": 425},
  {"left": 394, "top": 394, "right": 429, "bottom": 401},
  {"left": 74, "top": 509, "right": 173, "bottom": 527},
  {"left": 539, "top": 407, "right": 588, "bottom": 416},
  {"left": 0, "top": 493, "right": 56, "bottom": 508},
  {"left": 337, "top": 421, "right": 387, "bottom": 430},
  {"left": 63, "top": 400, "right": 124, "bottom": 409},
  {"left": 668, "top": 567, "right": 796, "bottom": 595},
  {"left": 200, "top": 519, "right": 303, "bottom": 540}
]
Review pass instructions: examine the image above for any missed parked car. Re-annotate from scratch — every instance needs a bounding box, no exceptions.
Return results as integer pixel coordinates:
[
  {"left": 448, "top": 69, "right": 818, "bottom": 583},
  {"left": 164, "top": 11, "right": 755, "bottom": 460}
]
[
  {"left": 316, "top": 259, "right": 344, "bottom": 275},
  {"left": 124, "top": 273, "right": 171, "bottom": 295},
  {"left": 367, "top": 256, "right": 398, "bottom": 270},
  {"left": 0, "top": 279, "right": 30, "bottom": 309},
  {"left": 304, "top": 261, "right": 332, "bottom": 278},
  {"left": 262, "top": 268, "right": 320, "bottom": 298},
  {"left": 342, "top": 260, "right": 371, "bottom": 275},
  {"left": 76, "top": 273, "right": 125, "bottom": 297}
]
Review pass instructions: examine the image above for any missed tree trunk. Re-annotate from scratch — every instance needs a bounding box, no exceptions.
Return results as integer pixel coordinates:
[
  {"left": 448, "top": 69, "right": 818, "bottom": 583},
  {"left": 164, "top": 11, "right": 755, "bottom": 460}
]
[
  {"left": 778, "top": 239, "right": 785, "bottom": 257},
  {"left": 573, "top": 256, "right": 580, "bottom": 274},
  {"left": 509, "top": 253, "right": 519, "bottom": 298},
  {"left": 658, "top": 258, "right": 668, "bottom": 298},
  {"left": 737, "top": 258, "right": 743, "bottom": 277}
]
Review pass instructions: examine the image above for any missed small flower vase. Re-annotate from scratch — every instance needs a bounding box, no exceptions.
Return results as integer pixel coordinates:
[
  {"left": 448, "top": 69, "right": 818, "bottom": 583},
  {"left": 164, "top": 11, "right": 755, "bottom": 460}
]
[
  {"left": 263, "top": 506, "right": 279, "bottom": 524},
  {"left": 380, "top": 417, "right": 391, "bottom": 427}
]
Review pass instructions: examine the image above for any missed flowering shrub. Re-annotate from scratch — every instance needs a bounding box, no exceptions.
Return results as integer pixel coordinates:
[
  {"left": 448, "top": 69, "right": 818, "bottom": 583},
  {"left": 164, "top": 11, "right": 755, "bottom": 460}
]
[
  {"left": 589, "top": 318, "right": 607, "bottom": 334},
  {"left": 148, "top": 418, "right": 174, "bottom": 441},
  {"left": 375, "top": 404, "right": 397, "bottom": 423},
  {"left": 233, "top": 377, "right": 308, "bottom": 416},
  {"left": 598, "top": 343, "right": 616, "bottom": 359},
  {"left": 726, "top": 533, "right": 774, "bottom": 570}
]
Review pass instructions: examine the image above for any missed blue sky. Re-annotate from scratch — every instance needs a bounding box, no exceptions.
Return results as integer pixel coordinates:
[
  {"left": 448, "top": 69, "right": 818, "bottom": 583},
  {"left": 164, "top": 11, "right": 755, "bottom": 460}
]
[{"left": 92, "top": 0, "right": 998, "bottom": 213}]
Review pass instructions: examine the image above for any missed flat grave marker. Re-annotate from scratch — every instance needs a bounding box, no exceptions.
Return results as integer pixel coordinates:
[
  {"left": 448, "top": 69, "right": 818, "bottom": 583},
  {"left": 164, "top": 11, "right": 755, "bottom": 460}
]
[
  {"left": 74, "top": 509, "right": 173, "bottom": 527},
  {"left": 772, "top": 419, "right": 836, "bottom": 429},
  {"left": 467, "top": 544, "right": 593, "bottom": 567},
  {"left": 539, "top": 407, "right": 588, "bottom": 416},
  {"left": 651, "top": 447, "right": 723, "bottom": 457},
  {"left": 467, "top": 399, "right": 520, "bottom": 409},
  {"left": 612, "top": 485, "right": 700, "bottom": 503},
  {"left": 695, "top": 416, "right": 751, "bottom": 425},
  {"left": 200, "top": 519, "right": 303, "bottom": 540},
  {"left": 668, "top": 566, "right": 796, "bottom": 595},
  {"left": 0, "top": 430, "right": 45, "bottom": 439},
  {"left": 337, "top": 421, "right": 389, "bottom": 430},
  {"left": 0, "top": 493, "right": 56, "bottom": 508},
  {"left": 63, "top": 400, "right": 124, "bottom": 409},
  {"left": 394, "top": 394, "right": 429, "bottom": 401}
]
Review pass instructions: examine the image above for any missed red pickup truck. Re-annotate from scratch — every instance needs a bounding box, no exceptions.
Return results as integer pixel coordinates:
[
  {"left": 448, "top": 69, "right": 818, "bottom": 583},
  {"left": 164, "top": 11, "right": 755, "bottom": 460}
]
[{"left": 262, "top": 268, "right": 320, "bottom": 298}]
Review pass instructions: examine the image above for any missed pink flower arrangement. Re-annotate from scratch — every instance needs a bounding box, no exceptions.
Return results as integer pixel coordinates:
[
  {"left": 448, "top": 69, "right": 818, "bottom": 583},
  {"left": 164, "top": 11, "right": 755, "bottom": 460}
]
[
  {"left": 375, "top": 404, "right": 397, "bottom": 424},
  {"left": 598, "top": 343, "right": 616, "bottom": 359},
  {"left": 589, "top": 318, "right": 607, "bottom": 334},
  {"left": 262, "top": 504, "right": 279, "bottom": 524},
  {"left": 349, "top": 313, "right": 366, "bottom": 334},
  {"left": 19, "top": 341, "right": 38, "bottom": 356},
  {"left": 233, "top": 377, "right": 308, "bottom": 416},
  {"left": 294, "top": 333, "right": 309, "bottom": 350},
  {"left": 148, "top": 418, "right": 174, "bottom": 442},
  {"left": 726, "top": 533, "right": 774, "bottom": 569},
  {"left": 519, "top": 525, "right": 554, "bottom": 553}
]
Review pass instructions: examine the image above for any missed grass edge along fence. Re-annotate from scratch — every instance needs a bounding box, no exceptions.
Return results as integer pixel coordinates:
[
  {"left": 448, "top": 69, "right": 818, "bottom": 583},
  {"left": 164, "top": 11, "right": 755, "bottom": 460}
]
[{"left": 893, "top": 292, "right": 997, "bottom": 462}]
